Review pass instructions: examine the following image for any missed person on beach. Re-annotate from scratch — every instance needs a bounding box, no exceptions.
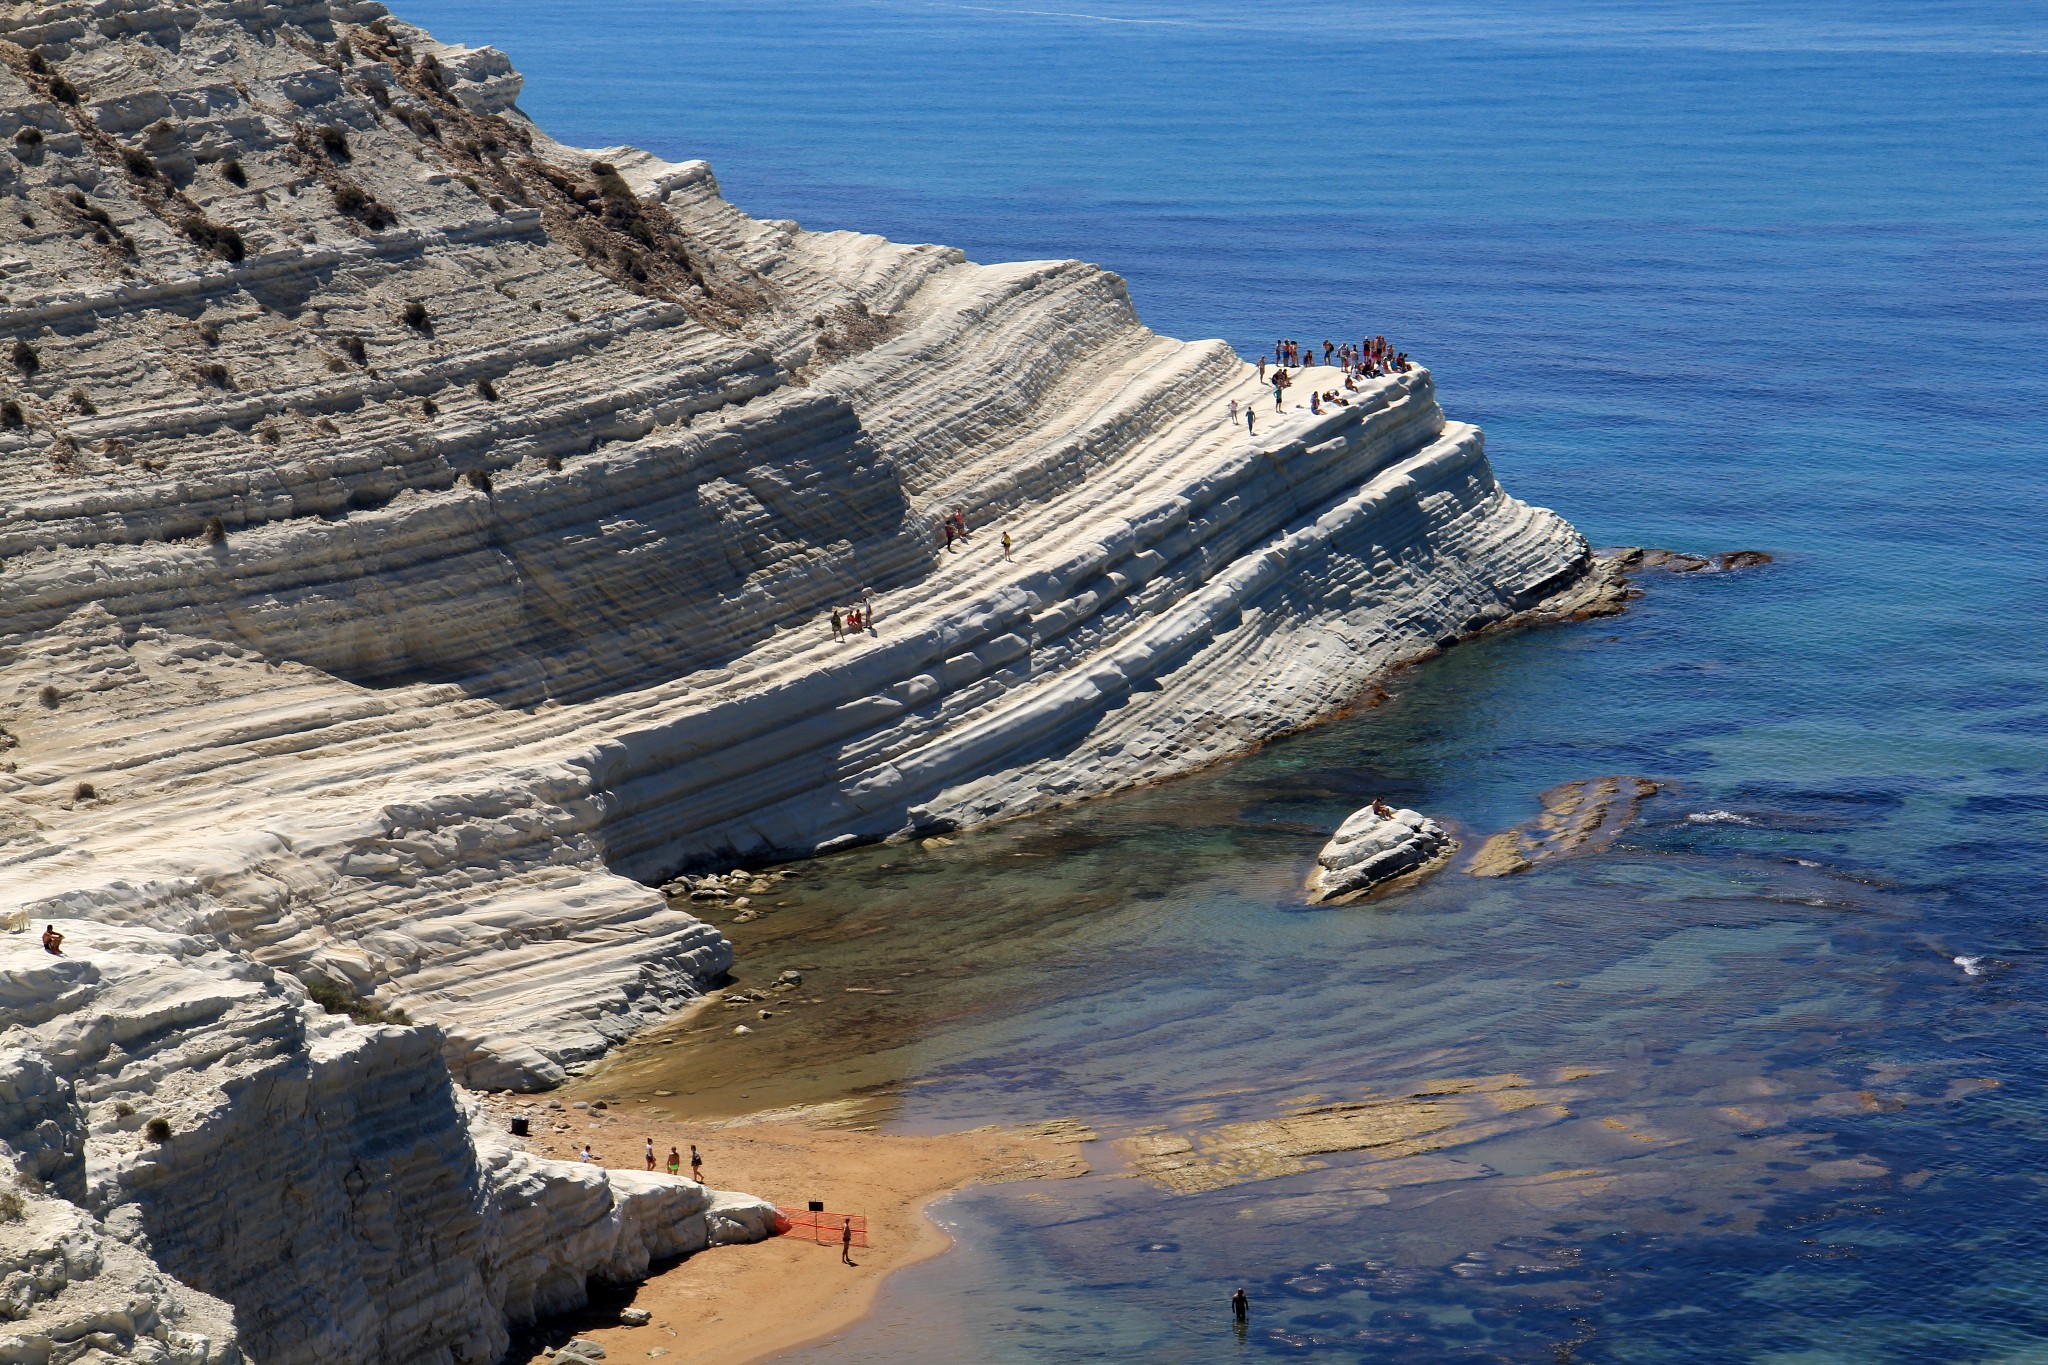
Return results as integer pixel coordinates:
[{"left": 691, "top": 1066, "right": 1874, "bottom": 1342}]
[
  {"left": 830, "top": 607, "right": 843, "bottom": 642},
  {"left": 644, "top": 1138, "right": 656, "bottom": 1171},
  {"left": 666, "top": 1146, "right": 681, "bottom": 1176},
  {"left": 841, "top": 1217, "right": 855, "bottom": 1265},
  {"left": 1232, "top": 1288, "right": 1249, "bottom": 1323},
  {"left": 690, "top": 1145, "right": 703, "bottom": 1183},
  {"left": 1002, "top": 530, "right": 1013, "bottom": 558},
  {"left": 579, "top": 1144, "right": 594, "bottom": 1164},
  {"left": 41, "top": 925, "right": 62, "bottom": 955}
]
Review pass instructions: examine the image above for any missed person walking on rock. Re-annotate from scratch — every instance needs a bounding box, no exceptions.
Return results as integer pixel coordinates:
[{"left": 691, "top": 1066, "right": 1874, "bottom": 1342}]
[
  {"left": 830, "top": 607, "right": 843, "bottom": 642},
  {"left": 690, "top": 1145, "right": 703, "bottom": 1183},
  {"left": 1246, "top": 409, "right": 1256, "bottom": 435},
  {"left": 841, "top": 1216, "right": 855, "bottom": 1265},
  {"left": 1228, "top": 398, "right": 1239, "bottom": 425},
  {"left": 644, "top": 1137, "right": 656, "bottom": 1171}
]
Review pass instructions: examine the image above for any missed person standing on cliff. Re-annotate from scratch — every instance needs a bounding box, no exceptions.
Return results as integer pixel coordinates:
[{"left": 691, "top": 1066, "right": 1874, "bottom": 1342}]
[
  {"left": 690, "top": 1145, "right": 703, "bottom": 1183},
  {"left": 830, "top": 606, "right": 843, "bottom": 642},
  {"left": 644, "top": 1137, "right": 656, "bottom": 1171},
  {"left": 841, "top": 1217, "right": 855, "bottom": 1265},
  {"left": 1246, "top": 409, "right": 1255, "bottom": 436},
  {"left": 1257, "top": 355, "right": 1267, "bottom": 382},
  {"left": 1228, "top": 398, "right": 1239, "bottom": 425},
  {"left": 944, "top": 520, "right": 957, "bottom": 552},
  {"left": 1001, "top": 530, "right": 1013, "bottom": 559}
]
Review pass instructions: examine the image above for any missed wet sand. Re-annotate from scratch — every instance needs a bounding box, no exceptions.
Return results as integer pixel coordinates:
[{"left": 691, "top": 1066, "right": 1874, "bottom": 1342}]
[{"left": 483, "top": 1092, "right": 1088, "bottom": 1364}]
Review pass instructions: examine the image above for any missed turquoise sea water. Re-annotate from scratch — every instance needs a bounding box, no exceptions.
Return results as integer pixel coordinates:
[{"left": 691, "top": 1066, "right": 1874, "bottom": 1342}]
[{"left": 399, "top": 1, "right": 2048, "bottom": 1358}]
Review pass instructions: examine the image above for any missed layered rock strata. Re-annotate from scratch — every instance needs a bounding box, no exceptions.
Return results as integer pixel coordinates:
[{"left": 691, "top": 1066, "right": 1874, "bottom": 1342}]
[
  {"left": 0, "top": 926, "right": 777, "bottom": 1363},
  {"left": 0, "top": 0, "right": 1592, "bottom": 1096},
  {"left": 1305, "top": 805, "right": 1457, "bottom": 903}
]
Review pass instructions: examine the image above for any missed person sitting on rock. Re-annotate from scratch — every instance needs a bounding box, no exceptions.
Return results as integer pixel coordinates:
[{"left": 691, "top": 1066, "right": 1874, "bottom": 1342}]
[
  {"left": 40, "top": 924, "right": 62, "bottom": 955},
  {"left": 1371, "top": 798, "right": 1394, "bottom": 820}
]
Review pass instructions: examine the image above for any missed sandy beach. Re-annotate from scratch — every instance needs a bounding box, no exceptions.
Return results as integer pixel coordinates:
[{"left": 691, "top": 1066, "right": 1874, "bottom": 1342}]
[{"left": 477, "top": 1095, "right": 1090, "bottom": 1364}]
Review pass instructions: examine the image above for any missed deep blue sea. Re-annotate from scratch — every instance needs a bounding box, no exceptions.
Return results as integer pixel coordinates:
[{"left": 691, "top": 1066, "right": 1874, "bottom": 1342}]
[{"left": 399, "top": 1, "right": 2048, "bottom": 1359}]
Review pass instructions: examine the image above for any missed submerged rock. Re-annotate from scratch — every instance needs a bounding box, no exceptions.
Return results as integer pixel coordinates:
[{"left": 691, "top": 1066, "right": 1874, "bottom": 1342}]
[{"left": 1305, "top": 806, "right": 1457, "bottom": 903}]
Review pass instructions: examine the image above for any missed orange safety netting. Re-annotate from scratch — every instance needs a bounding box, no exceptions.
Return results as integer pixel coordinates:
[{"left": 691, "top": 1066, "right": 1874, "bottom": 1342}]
[{"left": 775, "top": 1208, "right": 869, "bottom": 1247}]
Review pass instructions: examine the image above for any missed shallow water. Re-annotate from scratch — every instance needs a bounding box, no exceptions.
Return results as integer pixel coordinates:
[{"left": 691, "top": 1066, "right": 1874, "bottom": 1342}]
[{"left": 400, "top": 0, "right": 2048, "bottom": 1357}]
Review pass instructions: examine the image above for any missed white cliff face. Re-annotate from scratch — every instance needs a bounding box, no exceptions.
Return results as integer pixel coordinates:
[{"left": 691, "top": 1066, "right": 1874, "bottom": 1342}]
[
  {"left": 0, "top": 0, "right": 1589, "bottom": 1102},
  {"left": 0, "top": 926, "right": 776, "bottom": 1364},
  {"left": 1305, "top": 806, "right": 1458, "bottom": 903}
]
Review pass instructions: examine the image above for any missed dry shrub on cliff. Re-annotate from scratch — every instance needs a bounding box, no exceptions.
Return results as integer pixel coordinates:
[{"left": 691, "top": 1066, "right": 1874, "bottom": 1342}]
[
  {"left": 0, "top": 399, "right": 23, "bottom": 428},
  {"left": 202, "top": 516, "right": 226, "bottom": 544},
  {"left": 144, "top": 1118, "right": 172, "bottom": 1143},
  {"left": 12, "top": 126, "right": 40, "bottom": 147},
  {"left": 37, "top": 684, "right": 58, "bottom": 708},
  {"left": 317, "top": 125, "right": 351, "bottom": 161},
  {"left": 181, "top": 215, "right": 246, "bottom": 262},
  {"left": 302, "top": 975, "right": 412, "bottom": 1026},
  {"left": 10, "top": 339, "right": 36, "bottom": 374},
  {"left": 221, "top": 157, "right": 246, "bottom": 186},
  {"left": 121, "top": 145, "right": 157, "bottom": 178},
  {"left": 401, "top": 300, "right": 430, "bottom": 332},
  {"left": 72, "top": 781, "right": 96, "bottom": 802},
  {"left": 332, "top": 180, "right": 394, "bottom": 229}
]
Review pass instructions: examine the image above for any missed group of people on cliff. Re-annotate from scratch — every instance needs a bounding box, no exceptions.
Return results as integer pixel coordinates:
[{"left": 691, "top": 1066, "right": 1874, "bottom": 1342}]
[
  {"left": 829, "top": 591, "right": 878, "bottom": 642},
  {"left": 1230, "top": 335, "right": 1414, "bottom": 433},
  {"left": 1269, "top": 335, "right": 1410, "bottom": 378}
]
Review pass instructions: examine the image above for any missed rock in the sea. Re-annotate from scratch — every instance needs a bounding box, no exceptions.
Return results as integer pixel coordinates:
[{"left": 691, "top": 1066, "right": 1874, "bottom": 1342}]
[{"left": 1306, "top": 806, "right": 1457, "bottom": 902}]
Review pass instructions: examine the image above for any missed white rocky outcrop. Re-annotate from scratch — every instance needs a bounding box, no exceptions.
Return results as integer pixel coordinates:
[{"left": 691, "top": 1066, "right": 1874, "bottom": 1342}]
[
  {"left": 0, "top": 926, "right": 776, "bottom": 1364},
  {"left": 0, "top": 0, "right": 1592, "bottom": 1092},
  {"left": 1305, "top": 805, "right": 1457, "bottom": 903}
]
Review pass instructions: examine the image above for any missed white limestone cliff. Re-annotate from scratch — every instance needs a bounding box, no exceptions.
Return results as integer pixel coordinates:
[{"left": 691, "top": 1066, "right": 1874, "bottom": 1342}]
[
  {"left": 0, "top": 0, "right": 1592, "bottom": 1085},
  {"left": 0, "top": 0, "right": 1612, "bottom": 1353},
  {"left": 0, "top": 925, "right": 777, "bottom": 1363}
]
